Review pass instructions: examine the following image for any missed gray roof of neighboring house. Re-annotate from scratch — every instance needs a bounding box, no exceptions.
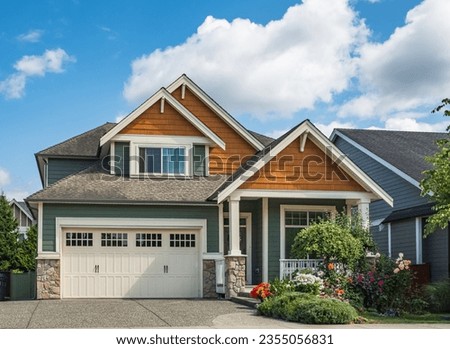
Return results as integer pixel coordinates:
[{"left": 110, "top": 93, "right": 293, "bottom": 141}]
[
  {"left": 383, "top": 203, "right": 434, "bottom": 223},
  {"left": 27, "top": 163, "right": 228, "bottom": 203},
  {"left": 10, "top": 200, "right": 34, "bottom": 220},
  {"left": 36, "top": 122, "right": 116, "bottom": 158},
  {"left": 334, "top": 129, "right": 448, "bottom": 182},
  {"left": 248, "top": 130, "right": 274, "bottom": 146}
]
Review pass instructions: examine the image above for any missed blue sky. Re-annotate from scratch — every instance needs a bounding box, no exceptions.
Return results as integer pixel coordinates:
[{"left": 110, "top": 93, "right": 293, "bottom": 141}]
[{"left": 0, "top": 0, "right": 449, "bottom": 200}]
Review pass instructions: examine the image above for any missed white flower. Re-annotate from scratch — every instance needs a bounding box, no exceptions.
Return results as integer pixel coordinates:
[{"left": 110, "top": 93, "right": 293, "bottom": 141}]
[{"left": 399, "top": 252, "right": 404, "bottom": 259}]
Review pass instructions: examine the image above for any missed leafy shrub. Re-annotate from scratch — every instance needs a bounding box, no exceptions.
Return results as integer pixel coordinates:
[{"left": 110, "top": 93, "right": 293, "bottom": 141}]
[
  {"left": 286, "top": 297, "right": 358, "bottom": 324},
  {"left": 258, "top": 292, "right": 304, "bottom": 319},
  {"left": 269, "top": 278, "right": 294, "bottom": 297},
  {"left": 291, "top": 219, "right": 364, "bottom": 269},
  {"left": 424, "top": 279, "right": 450, "bottom": 313},
  {"left": 258, "top": 292, "right": 358, "bottom": 324}
]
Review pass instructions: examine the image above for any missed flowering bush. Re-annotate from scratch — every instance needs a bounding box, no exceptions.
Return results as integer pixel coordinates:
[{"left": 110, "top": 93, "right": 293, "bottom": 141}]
[
  {"left": 250, "top": 282, "right": 272, "bottom": 301},
  {"left": 292, "top": 272, "right": 323, "bottom": 295},
  {"left": 352, "top": 253, "right": 423, "bottom": 314}
]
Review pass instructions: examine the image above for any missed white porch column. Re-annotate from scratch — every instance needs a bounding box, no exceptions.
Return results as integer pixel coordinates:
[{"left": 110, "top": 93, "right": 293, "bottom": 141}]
[
  {"left": 387, "top": 223, "right": 392, "bottom": 258},
  {"left": 229, "top": 197, "right": 241, "bottom": 255},
  {"left": 262, "top": 197, "right": 269, "bottom": 282},
  {"left": 415, "top": 218, "right": 423, "bottom": 264},
  {"left": 357, "top": 199, "right": 370, "bottom": 228},
  {"left": 218, "top": 203, "right": 224, "bottom": 254},
  {"left": 358, "top": 199, "right": 370, "bottom": 228}
]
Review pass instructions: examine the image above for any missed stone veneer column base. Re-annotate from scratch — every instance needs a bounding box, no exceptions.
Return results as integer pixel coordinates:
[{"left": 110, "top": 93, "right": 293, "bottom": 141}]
[
  {"left": 225, "top": 255, "right": 246, "bottom": 299},
  {"left": 202, "top": 259, "right": 217, "bottom": 298},
  {"left": 36, "top": 259, "right": 61, "bottom": 299}
]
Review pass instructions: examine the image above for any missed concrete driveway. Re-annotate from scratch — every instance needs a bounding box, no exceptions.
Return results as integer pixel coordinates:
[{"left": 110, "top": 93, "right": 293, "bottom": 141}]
[{"left": 1, "top": 299, "right": 450, "bottom": 329}]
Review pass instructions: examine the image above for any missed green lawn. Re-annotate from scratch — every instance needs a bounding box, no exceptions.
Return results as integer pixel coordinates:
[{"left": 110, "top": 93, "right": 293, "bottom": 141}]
[{"left": 362, "top": 311, "right": 450, "bottom": 324}]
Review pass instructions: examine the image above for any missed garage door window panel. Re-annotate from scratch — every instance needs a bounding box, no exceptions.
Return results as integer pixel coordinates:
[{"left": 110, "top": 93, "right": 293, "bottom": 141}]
[
  {"left": 170, "top": 233, "right": 196, "bottom": 248},
  {"left": 136, "top": 233, "right": 162, "bottom": 247},
  {"left": 66, "top": 232, "right": 93, "bottom": 247},
  {"left": 101, "top": 233, "right": 128, "bottom": 247}
]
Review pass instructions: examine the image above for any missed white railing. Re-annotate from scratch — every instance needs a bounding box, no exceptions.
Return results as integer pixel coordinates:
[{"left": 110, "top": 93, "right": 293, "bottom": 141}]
[{"left": 279, "top": 259, "right": 323, "bottom": 280}]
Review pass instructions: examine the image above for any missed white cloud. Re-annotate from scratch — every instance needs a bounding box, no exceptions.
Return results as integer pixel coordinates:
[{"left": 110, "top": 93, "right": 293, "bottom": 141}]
[
  {"left": 0, "top": 168, "right": 10, "bottom": 187},
  {"left": 315, "top": 121, "right": 355, "bottom": 137},
  {"left": 339, "top": 0, "right": 450, "bottom": 119},
  {"left": 384, "top": 117, "right": 448, "bottom": 132},
  {"left": 4, "top": 190, "right": 30, "bottom": 201},
  {"left": 115, "top": 113, "right": 127, "bottom": 123},
  {"left": 17, "top": 29, "right": 43, "bottom": 43},
  {"left": 0, "top": 48, "right": 75, "bottom": 99},
  {"left": 17, "top": 29, "right": 44, "bottom": 43},
  {"left": 266, "top": 128, "right": 289, "bottom": 140},
  {"left": 123, "top": 0, "right": 368, "bottom": 119}
]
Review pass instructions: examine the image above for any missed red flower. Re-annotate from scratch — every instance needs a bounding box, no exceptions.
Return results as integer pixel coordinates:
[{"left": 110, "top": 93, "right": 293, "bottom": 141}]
[{"left": 250, "top": 282, "right": 272, "bottom": 300}]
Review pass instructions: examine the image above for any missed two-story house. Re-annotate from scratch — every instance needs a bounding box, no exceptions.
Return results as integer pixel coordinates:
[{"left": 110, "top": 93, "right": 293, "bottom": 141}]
[
  {"left": 26, "top": 75, "right": 392, "bottom": 300},
  {"left": 331, "top": 129, "right": 449, "bottom": 282}
]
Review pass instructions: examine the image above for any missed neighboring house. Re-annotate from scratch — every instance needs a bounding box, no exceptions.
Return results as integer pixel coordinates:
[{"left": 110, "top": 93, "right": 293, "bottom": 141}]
[
  {"left": 331, "top": 129, "right": 449, "bottom": 282},
  {"left": 26, "top": 75, "right": 392, "bottom": 300},
  {"left": 9, "top": 199, "right": 35, "bottom": 240}
]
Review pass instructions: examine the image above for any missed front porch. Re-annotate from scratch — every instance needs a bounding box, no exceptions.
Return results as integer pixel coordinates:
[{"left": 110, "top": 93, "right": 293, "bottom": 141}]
[{"left": 219, "top": 193, "right": 373, "bottom": 298}]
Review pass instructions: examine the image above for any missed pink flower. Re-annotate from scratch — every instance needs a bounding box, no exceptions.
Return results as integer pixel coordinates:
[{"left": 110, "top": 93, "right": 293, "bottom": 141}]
[
  {"left": 399, "top": 263, "right": 405, "bottom": 270},
  {"left": 378, "top": 280, "right": 384, "bottom": 287},
  {"left": 357, "top": 274, "right": 363, "bottom": 283},
  {"left": 394, "top": 268, "right": 400, "bottom": 274},
  {"left": 370, "top": 277, "right": 375, "bottom": 283}
]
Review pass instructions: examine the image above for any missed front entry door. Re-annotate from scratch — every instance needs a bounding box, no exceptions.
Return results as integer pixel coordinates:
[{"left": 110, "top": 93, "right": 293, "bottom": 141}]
[{"left": 224, "top": 213, "right": 252, "bottom": 283}]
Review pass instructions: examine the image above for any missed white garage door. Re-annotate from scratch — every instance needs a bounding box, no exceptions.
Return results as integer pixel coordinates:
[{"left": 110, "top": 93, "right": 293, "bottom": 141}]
[{"left": 61, "top": 229, "right": 200, "bottom": 298}]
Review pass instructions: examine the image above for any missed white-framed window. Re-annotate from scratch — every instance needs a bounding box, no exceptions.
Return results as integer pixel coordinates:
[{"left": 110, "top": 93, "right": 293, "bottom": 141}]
[
  {"left": 138, "top": 146, "right": 186, "bottom": 175},
  {"left": 111, "top": 135, "right": 212, "bottom": 177},
  {"left": 280, "top": 205, "right": 336, "bottom": 259}
]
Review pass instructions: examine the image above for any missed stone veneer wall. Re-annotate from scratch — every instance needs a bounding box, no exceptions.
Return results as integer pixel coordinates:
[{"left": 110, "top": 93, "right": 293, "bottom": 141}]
[
  {"left": 225, "top": 256, "right": 246, "bottom": 298},
  {"left": 203, "top": 259, "right": 217, "bottom": 298},
  {"left": 36, "top": 259, "right": 61, "bottom": 299}
]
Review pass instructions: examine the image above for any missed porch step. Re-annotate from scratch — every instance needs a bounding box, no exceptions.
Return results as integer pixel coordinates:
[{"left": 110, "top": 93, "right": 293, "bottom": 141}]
[
  {"left": 231, "top": 286, "right": 260, "bottom": 308},
  {"left": 230, "top": 295, "right": 260, "bottom": 309}
]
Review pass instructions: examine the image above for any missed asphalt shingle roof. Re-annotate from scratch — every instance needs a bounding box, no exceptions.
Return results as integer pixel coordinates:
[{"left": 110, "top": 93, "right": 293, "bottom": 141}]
[
  {"left": 335, "top": 129, "right": 448, "bottom": 182},
  {"left": 27, "top": 163, "right": 228, "bottom": 203},
  {"left": 37, "top": 122, "right": 116, "bottom": 157}
]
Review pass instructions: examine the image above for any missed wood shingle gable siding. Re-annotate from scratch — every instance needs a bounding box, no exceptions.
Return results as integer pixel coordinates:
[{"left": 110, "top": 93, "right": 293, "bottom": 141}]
[
  {"left": 239, "top": 137, "right": 366, "bottom": 191},
  {"left": 171, "top": 86, "right": 257, "bottom": 174},
  {"left": 119, "top": 100, "right": 204, "bottom": 137}
]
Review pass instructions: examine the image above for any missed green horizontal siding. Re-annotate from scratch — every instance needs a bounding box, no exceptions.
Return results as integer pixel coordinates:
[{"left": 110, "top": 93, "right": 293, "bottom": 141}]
[
  {"left": 48, "top": 158, "right": 97, "bottom": 185},
  {"left": 42, "top": 204, "right": 219, "bottom": 252},
  {"left": 114, "top": 142, "right": 130, "bottom": 176},
  {"left": 267, "top": 198, "right": 346, "bottom": 281}
]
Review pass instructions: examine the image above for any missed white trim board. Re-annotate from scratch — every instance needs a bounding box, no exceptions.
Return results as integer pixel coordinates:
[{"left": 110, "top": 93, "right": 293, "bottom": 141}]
[
  {"left": 218, "top": 120, "right": 393, "bottom": 207},
  {"left": 100, "top": 88, "right": 225, "bottom": 150},
  {"left": 166, "top": 75, "right": 264, "bottom": 151},
  {"left": 233, "top": 189, "right": 379, "bottom": 201},
  {"left": 330, "top": 130, "right": 421, "bottom": 189}
]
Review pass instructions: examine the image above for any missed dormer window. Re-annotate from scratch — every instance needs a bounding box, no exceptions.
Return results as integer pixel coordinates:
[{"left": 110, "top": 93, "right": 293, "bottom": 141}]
[{"left": 139, "top": 146, "right": 186, "bottom": 175}]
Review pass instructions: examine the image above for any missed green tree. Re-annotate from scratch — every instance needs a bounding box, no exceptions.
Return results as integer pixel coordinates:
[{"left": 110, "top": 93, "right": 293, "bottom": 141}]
[
  {"left": 17, "top": 225, "right": 38, "bottom": 271},
  {"left": 420, "top": 98, "right": 450, "bottom": 236},
  {"left": 291, "top": 219, "right": 364, "bottom": 268},
  {"left": 0, "top": 194, "right": 20, "bottom": 271}
]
